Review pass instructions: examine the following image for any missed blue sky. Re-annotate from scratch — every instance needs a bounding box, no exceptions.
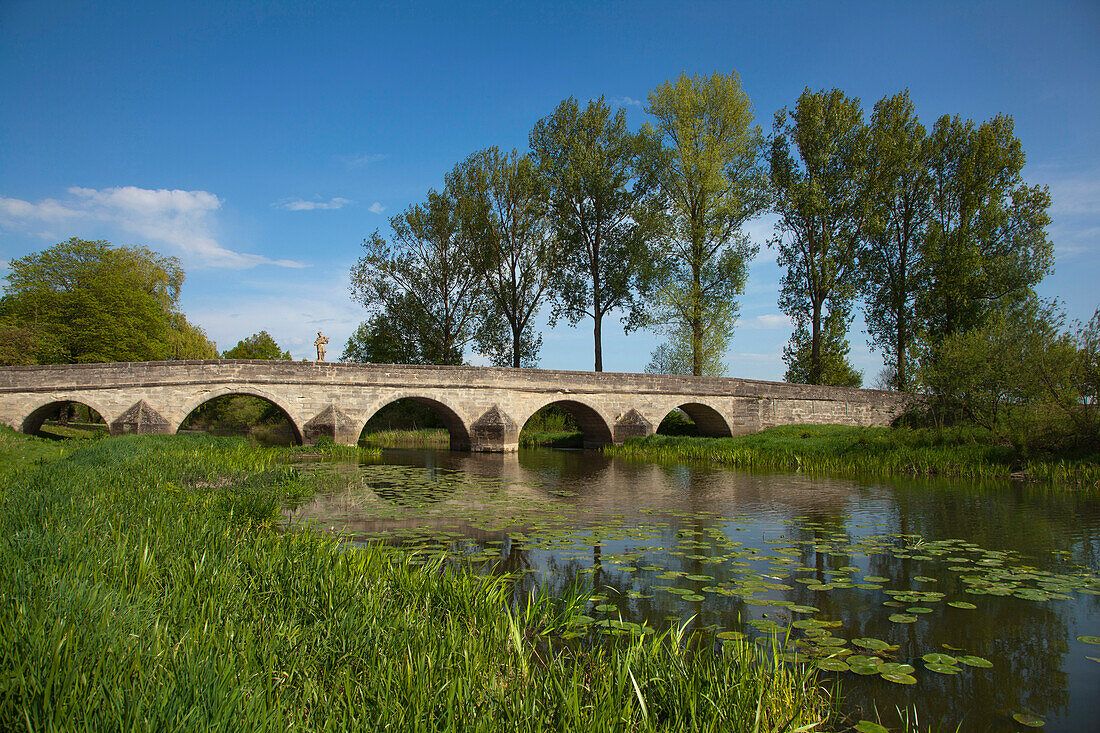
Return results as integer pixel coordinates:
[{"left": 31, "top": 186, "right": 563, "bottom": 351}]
[{"left": 1, "top": 0, "right": 1097, "bottom": 378}]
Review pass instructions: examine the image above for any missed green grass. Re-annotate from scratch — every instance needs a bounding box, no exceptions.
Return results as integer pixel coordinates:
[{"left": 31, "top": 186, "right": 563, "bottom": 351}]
[
  {"left": 358, "top": 427, "right": 451, "bottom": 448},
  {"left": 0, "top": 430, "right": 830, "bottom": 732},
  {"left": 605, "top": 424, "right": 1100, "bottom": 489},
  {"left": 519, "top": 430, "right": 585, "bottom": 449}
]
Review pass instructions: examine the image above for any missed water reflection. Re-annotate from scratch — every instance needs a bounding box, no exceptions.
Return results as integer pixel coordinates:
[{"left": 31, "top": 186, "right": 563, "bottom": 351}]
[{"left": 287, "top": 448, "right": 1100, "bottom": 732}]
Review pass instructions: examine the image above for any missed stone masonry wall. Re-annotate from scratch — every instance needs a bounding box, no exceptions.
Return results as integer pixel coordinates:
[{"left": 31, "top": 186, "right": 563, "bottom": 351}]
[{"left": 0, "top": 360, "right": 914, "bottom": 451}]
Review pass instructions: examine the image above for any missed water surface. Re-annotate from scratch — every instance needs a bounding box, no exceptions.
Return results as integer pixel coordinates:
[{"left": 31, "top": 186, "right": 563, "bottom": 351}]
[{"left": 288, "top": 448, "right": 1100, "bottom": 732}]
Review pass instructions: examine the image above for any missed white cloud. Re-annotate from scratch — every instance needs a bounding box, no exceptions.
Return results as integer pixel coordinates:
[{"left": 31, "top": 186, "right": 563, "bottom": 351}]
[
  {"left": 367, "top": 202, "right": 386, "bottom": 215},
  {"left": 0, "top": 186, "right": 305, "bottom": 269},
  {"left": 275, "top": 196, "right": 353, "bottom": 211},
  {"left": 343, "top": 153, "right": 388, "bottom": 167},
  {"left": 610, "top": 96, "right": 642, "bottom": 107},
  {"left": 743, "top": 314, "right": 792, "bottom": 330}
]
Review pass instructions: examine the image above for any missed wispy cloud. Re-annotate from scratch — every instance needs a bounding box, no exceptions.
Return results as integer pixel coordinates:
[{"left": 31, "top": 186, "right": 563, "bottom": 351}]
[
  {"left": 743, "top": 314, "right": 792, "bottom": 330},
  {"left": 274, "top": 196, "right": 353, "bottom": 211},
  {"left": 0, "top": 186, "right": 305, "bottom": 269},
  {"left": 367, "top": 202, "right": 386, "bottom": 215},
  {"left": 610, "top": 96, "right": 642, "bottom": 107},
  {"left": 1047, "top": 175, "right": 1100, "bottom": 216},
  {"left": 343, "top": 152, "right": 388, "bottom": 167}
]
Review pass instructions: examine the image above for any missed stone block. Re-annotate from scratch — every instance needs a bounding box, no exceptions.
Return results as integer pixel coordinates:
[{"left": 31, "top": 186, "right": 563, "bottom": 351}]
[
  {"left": 110, "top": 400, "right": 172, "bottom": 436},
  {"left": 469, "top": 404, "right": 519, "bottom": 452},
  {"left": 302, "top": 404, "right": 358, "bottom": 446}
]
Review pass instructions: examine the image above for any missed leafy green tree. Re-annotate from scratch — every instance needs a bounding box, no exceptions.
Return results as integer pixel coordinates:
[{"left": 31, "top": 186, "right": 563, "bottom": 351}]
[
  {"left": 860, "top": 91, "right": 932, "bottom": 392},
  {"left": 449, "top": 147, "right": 553, "bottom": 367},
  {"left": 919, "top": 113, "right": 1053, "bottom": 347},
  {"left": 166, "top": 313, "right": 219, "bottom": 360},
  {"left": 2, "top": 237, "right": 186, "bottom": 363},
  {"left": 342, "top": 301, "right": 424, "bottom": 364},
  {"left": 645, "top": 313, "right": 730, "bottom": 377},
  {"left": 923, "top": 298, "right": 1090, "bottom": 450},
  {"left": 351, "top": 183, "right": 488, "bottom": 366},
  {"left": 529, "top": 96, "right": 660, "bottom": 371},
  {"left": 223, "top": 331, "right": 291, "bottom": 360},
  {"left": 642, "top": 71, "right": 767, "bottom": 375},
  {"left": 770, "top": 89, "right": 871, "bottom": 385},
  {"left": 782, "top": 314, "right": 862, "bottom": 387}
]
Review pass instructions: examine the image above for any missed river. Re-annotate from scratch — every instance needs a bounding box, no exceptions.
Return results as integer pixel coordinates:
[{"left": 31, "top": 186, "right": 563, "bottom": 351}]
[{"left": 287, "top": 447, "right": 1100, "bottom": 732}]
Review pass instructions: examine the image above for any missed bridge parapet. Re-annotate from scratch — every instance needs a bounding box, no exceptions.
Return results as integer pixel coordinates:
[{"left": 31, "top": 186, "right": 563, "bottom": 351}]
[{"left": 0, "top": 360, "right": 914, "bottom": 451}]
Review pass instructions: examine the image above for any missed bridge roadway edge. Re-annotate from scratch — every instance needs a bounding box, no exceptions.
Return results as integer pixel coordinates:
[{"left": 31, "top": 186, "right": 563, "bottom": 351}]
[{"left": 0, "top": 360, "right": 915, "bottom": 451}]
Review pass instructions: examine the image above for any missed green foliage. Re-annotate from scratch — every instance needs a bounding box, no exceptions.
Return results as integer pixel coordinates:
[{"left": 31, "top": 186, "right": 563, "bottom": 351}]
[
  {"left": 783, "top": 314, "right": 863, "bottom": 387},
  {"left": 919, "top": 113, "right": 1054, "bottom": 346},
  {"left": 530, "top": 96, "right": 661, "bottom": 371},
  {"left": 451, "top": 147, "right": 552, "bottom": 368},
  {"left": 0, "top": 433, "right": 829, "bottom": 731},
  {"left": 351, "top": 183, "right": 488, "bottom": 365},
  {"left": 645, "top": 316, "right": 729, "bottom": 376},
  {"left": 342, "top": 304, "right": 424, "bottom": 364},
  {"left": 860, "top": 91, "right": 932, "bottom": 392},
  {"left": 1, "top": 237, "right": 190, "bottom": 363},
  {"left": 166, "top": 311, "right": 219, "bottom": 359},
  {"left": 606, "top": 424, "right": 1099, "bottom": 488},
  {"left": 770, "top": 89, "right": 871, "bottom": 385},
  {"left": 923, "top": 299, "right": 1099, "bottom": 454},
  {"left": 181, "top": 394, "right": 292, "bottom": 436},
  {"left": 641, "top": 71, "right": 767, "bottom": 375},
  {"left": 222, "top": 330, "right": 291, "bottom": 360}
]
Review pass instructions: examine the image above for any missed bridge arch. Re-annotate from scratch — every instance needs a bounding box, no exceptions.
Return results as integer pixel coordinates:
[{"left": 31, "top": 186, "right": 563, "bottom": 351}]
[
  {"left": 520, "top": 398, "right": 615, "bottom": 449},
  {"left": 357, "top": 394, "right": 472, "bottom": 450},
  {"left": 174, "top": 387, "right": 305, "bottom": 445},
  {"left": 657, "top": 401, "right": 733, "bottom": 438},
  {"left": 21, "top": 398, "right": 112, "bottom": 437}
]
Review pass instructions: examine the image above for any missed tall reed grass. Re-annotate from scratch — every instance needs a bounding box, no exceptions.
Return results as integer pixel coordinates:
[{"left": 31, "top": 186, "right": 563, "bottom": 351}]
[
  {"left": 0, "top": 431, "right": 830, "bottom": 731},
  {"left": 358, "top": 427, "right": 451, "bottom": 448},
  {"left": 605, "top": 425, "right": 1100, "bottom": 489}
]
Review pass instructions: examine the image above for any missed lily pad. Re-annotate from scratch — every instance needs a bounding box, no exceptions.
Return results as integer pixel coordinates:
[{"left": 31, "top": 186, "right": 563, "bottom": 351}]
[
  {"left": 682, "top": 594, "right": 705, "bottom": 602},
  {"left": 716, "top": 630, "right": 747, "bottom": 641},
  {"left": 922, "top": 653, "right": 957, "bottom": 665},
  {"left": 1077, "top": 635, "right": 1100, "bottom": 645},
  {"left": 852, "top": 638, "right": 893, "bottom": 652},
  {"left": 816, "top": 659, "right": 850, "bottom": 672},
  {"left": 881, "top": 672, "right": 918, "bottom": 684},
  {"left": 888, "top": 613, "right": 918, "bottom": 624},
  {"left": 948, "top": 601, "right": 978, "bottom": 609},
  {"left": 1012, "top": 712, "right": 1045, "bottom": 727},
  {"left": 958, "top": 655, "right": 993, "bottom": 668},
  {"left": 925, "top": 663, "right": 962, "bottom": 674}
]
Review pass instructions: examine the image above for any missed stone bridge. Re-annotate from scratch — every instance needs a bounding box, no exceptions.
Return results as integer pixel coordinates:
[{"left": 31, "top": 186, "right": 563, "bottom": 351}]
[{"left": 0, "top": 360, "right": 911, "bottom": 451}]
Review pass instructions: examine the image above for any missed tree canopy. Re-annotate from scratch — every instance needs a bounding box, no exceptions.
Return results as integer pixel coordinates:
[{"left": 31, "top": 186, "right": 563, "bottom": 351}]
[
  {"left": 530, "top": 96, "right": 660, "bottom": 371},
  {"left": 0, "top": 237, "right": 215, "bottom": 364},
  {"left": 223, "top": 331, "right": 291, "bottom": 360},
  {"left": 642, "top": 70, "right": 767, "bottom": 375}
]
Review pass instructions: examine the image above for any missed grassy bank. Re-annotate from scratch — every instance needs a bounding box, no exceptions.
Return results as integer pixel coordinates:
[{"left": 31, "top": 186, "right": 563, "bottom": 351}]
[
  {"left": 0, "top": 430, "right": 829, "bottom": 731},
  {"left": 604, "top": 425, "right": 1100, "bottom": 488}
]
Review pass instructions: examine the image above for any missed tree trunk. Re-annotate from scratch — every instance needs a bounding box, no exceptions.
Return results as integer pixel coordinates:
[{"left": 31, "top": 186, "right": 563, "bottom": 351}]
[
  {"left": 810, "top": 302, "right": 823, "bottom": 384},
  {"left": 593, "top": 312, "right": 603, "bottom": 372},
  {"left": 896, "top": 322, "right": 907, "bottom": 392},
  {"left": 512, "top": 323, "right": 521, "bottom": 368}
]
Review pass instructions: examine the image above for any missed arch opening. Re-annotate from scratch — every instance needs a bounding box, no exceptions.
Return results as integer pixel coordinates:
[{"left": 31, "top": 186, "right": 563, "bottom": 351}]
[
  {"left": 657, "top": 403, "right": 732, "bottom": 438},
  {"left": 178, "top": 393, "right": 303, "bottom": 446},
  {"left": 521, "top": 401, "right": 613, "bottom": 450},
  {"left": 358, "top": 397, "right": 470, "bottom": 450},
  {"left": 22, "top": 401, "right": 108, "bottom": 440}
]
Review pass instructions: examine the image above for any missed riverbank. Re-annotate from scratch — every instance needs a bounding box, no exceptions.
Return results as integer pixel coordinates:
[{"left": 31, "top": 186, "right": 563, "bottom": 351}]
[
  {"left": 0, "top": 429, "right": 829, "bottom": 731},
  {"left": 604, "top": 425, "right": 1100, "bottom": 488}
]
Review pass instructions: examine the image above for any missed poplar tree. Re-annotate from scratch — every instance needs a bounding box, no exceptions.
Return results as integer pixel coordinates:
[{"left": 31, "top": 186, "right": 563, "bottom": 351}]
[
  {"left": 642, "top": 71, "right": 768, "bottom": 375},
  {"left": 351, "top": 185, "right": 489, "bottom": 365},
  {"left": 860, "top": 91, "right": 932, "bottom": 392},
  {"left": 529, "top": 96, "right": 660, "bottom": 372},
  {"left": 920, "top": 113, "right": 1053, "bottom": 347},
  {"left": 770, "top": 88, "right": 871, "bottom": 385},
  {"left": 450, "top": 147, "right": 552, "bottom": 368}
]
